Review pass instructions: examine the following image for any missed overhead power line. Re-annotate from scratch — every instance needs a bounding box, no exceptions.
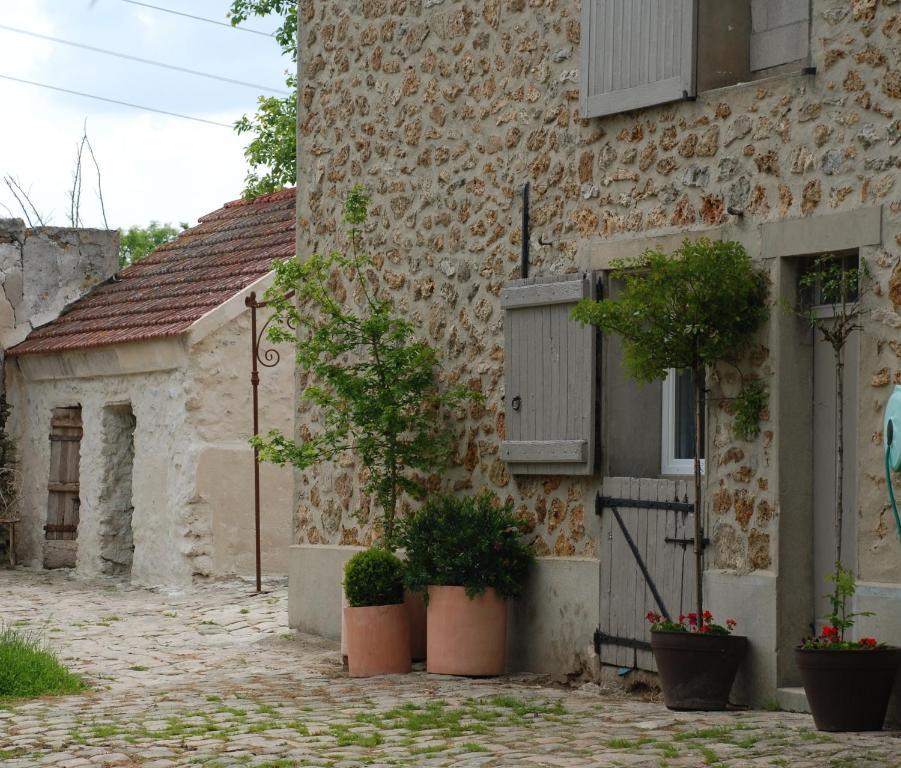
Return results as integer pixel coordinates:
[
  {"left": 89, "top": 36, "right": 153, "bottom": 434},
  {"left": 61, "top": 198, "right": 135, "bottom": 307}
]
[
  {"left": 0, "top": 73, "right": 233, "bottom": 128},
  {"left": 116, "top": 0, "right": 275, "bottom": 37},
  {"left": 0, "top": 24, "right": 289, "bottom": 94}
]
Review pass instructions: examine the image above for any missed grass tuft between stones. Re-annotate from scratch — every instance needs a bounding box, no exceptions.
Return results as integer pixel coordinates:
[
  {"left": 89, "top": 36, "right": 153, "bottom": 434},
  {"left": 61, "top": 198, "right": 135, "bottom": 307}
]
[{"left": 0, "top": 624, "right": 85, "bottom": 700}]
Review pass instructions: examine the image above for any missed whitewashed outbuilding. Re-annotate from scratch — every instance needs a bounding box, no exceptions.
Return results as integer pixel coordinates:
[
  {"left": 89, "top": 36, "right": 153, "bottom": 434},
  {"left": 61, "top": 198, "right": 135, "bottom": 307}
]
[{"left": 6, "top": 189, "right": 296, "bottom": 586}]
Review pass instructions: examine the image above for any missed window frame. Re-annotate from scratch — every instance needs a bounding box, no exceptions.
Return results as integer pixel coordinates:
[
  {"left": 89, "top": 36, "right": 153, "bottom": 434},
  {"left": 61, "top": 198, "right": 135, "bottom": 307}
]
[{"left": 661, "top": 368, "right": 705, "bottom": 477}]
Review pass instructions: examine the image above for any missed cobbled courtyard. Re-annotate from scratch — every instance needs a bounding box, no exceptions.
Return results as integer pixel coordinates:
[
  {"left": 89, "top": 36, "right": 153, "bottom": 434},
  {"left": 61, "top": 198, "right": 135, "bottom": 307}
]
[{"left": 1, "top": 569, "right": 899, "bottom": 768}]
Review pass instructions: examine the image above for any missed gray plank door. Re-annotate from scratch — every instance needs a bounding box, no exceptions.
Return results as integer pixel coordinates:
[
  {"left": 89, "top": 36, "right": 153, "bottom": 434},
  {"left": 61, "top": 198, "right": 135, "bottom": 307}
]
[
  {"left": 501, "top": 273, "right": 597, "bottom": 476},
  {"left": 597, "top": 476, "right": 697, "bottom": 672},
  {"left": 581, "top": 0, "right": 697, "bottom": 118}
]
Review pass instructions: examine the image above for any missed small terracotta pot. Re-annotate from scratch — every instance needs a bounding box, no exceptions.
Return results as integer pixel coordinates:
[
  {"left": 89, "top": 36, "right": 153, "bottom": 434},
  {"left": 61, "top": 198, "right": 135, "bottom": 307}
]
[
  {"left": 343, "top": 603, "right": 411, "bottom": 678},
  {"left": 426, "top": 586, "right": 506, "bottom": 676},
  {"left": 405, "top": 590, "right": 427, "bottom": 662}
]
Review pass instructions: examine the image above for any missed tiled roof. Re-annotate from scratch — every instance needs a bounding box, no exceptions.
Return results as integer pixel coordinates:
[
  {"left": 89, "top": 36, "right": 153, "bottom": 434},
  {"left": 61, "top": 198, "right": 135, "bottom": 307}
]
[{"left": 9, "top": 188, "right": 295, "bottom": 357}]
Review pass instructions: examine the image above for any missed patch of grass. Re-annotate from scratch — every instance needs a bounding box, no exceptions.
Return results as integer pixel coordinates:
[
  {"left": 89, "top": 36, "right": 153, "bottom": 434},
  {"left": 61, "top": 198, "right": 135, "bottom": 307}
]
[
  {"left": 763, "top": 697, "right": 782, "bottom": 712},
  {"left": 657, "top": 742, "right": 679, "bottom": 758},
  {"left": 240, "top": 608, "right": 250, "bottom": 615},
  {"left": 128, "top": 665, "right": 148, "bottom": 672},
  {"left": 329, "top": 723, "right": 383, "bottom": 748},
  {"left": 674, "top": 726, "right": 735, "bottom": 742},
  {"left": 205, "top": 694, "right": 222, "bottom": 702},
  {"left": 162, "top": 611, "right": 177, "bottom": 618},
  {"left": 461, "top": 743, "right": 489, "bottom": 753},
  {"left": 0, "top": 625, "right": 85, "bottom": 700},
  {"left": 695, "top": 745, "right": 719, "bottom": 764},
  {"left": 607, "top": 737, "right": 655, "bottom": 749}
]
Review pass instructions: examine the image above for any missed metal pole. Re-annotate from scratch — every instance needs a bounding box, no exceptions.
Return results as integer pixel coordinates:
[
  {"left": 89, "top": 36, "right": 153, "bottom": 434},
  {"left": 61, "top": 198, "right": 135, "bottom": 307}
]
[
  {"left": 521, "top": 182, "right": 530, "bottom": 279},
  {"left": 246, "top": 291, "right": 262, "bottom": 594}
]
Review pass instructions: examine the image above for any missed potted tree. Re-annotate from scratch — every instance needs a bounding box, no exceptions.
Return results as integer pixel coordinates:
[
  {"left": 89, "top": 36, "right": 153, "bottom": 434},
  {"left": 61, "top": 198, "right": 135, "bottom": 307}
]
[
  {"left": 574, "top": 238, "right": 769, "bottom": 710},
  {"left": 400, "top": 492, "right": 534, "bottom": 676},
  {"left": 254, "top": 185, "right": 477, "bottom": 662},
  {"left": 791, "top": 256, "right": 900, "bottom": 732},
  {"left": 343, "top": 547, "right": 411, "bottom": 677}
]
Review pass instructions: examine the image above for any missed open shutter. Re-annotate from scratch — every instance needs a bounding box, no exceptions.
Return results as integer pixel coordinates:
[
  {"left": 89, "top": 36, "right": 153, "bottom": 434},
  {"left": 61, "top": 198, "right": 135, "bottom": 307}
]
[
  {"left": 581, "top": 0, "right": 697, "bottom": 119},
  {"left": 750, "top": 0, "right": 809, "bottom": 71},
  {"left": 502, "top": 273, "right": 597, "bottom": 476}
]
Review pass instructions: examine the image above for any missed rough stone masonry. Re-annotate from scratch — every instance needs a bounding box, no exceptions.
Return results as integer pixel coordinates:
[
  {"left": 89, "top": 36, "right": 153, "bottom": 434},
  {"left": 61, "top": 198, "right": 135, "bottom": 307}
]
[{"left": 293, "top": 0, "right": 901, "bottom": 587}]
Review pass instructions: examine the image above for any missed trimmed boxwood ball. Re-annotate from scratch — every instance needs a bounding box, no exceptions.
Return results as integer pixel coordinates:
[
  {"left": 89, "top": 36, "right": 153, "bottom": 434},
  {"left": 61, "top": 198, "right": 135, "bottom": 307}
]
[
  {"left": 344, "top": 548, "right": 406, "bottom": 608},
  {"left": 400, "top": 491, "right": 535, "bottom": 600}
]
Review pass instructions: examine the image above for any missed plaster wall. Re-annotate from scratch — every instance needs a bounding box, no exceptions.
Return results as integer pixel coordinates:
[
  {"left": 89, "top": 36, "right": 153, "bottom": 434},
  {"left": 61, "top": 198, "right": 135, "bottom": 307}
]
[
  {"left": 0, "top": 220, "right": 118, "bottom": 351},
  {"left": 8, "top": 291, "right": 295, "bottom": 585},
  {"left": 185, "top": 305, "right": 295, "bottom": 577},
  {"left": 7, "top": 349, "right": 198, "bottom": 586},
  {"left": 293, "top": 0, "right": 901, "bottom": 694}
]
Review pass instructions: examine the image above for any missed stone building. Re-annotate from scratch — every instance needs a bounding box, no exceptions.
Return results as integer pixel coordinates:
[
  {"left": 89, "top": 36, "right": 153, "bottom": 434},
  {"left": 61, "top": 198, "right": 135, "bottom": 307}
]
[
  {"left": 6, "top": 189, "right": 296, "bottom": 586},
  {"left": 290, "top": 0, "right": 901, "bottom": 712}
]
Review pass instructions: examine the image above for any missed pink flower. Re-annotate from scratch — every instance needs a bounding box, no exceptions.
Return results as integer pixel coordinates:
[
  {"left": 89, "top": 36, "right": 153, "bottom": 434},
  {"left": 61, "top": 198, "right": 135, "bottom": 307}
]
[{"left": 687, "top": 612, "right": 698, "bottom": 626}]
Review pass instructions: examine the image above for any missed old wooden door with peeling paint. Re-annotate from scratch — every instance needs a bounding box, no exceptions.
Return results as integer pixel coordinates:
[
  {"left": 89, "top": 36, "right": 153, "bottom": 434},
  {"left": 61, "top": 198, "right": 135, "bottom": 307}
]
[{"left": 44, "top": 406, "right": 82, "bottom": 569}]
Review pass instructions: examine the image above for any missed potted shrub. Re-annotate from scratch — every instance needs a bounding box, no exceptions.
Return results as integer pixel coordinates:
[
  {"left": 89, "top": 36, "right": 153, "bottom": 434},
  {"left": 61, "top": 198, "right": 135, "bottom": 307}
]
[
  {"left": 343, "top": 547, "right": 411, "bottom": 677},
  {"left": 400, "top": 492, "right": 534, "bottom": 676},
  {"left": 253, "top": 185, "right": 478, "bottom": 661},
  {"left": 574, "top": 239, "right": 769, "bottom": 710},
  {"left": 791, "top": 256, "right": 900, "bottom": 731},
  {"left": 646, "top": 611, "right": 746, "bottom": 710}
]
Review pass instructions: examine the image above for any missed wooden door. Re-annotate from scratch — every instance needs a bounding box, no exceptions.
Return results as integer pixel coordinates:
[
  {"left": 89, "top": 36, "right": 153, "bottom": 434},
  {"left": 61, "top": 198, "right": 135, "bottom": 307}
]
[{"left": 45, "top": 407, "right": 82, "bottom": 544}]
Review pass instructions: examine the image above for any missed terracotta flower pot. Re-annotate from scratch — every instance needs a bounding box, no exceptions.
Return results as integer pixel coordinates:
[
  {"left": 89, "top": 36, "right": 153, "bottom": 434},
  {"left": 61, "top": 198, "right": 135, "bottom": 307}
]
[
  {"left": 795, "top": 646, "right": 901, "bottom": 731},
  {"left": 651, "top": 630, "right": 748, "bottom": 711},
  {"left": 426, "top": 586, "right": 506, "bottom": 676},
  {"left": 405, "top": 590, "right": 427, "bottom": 662},
  {"left": 343, "top": 602, "right": 411, "bottom": 678}
]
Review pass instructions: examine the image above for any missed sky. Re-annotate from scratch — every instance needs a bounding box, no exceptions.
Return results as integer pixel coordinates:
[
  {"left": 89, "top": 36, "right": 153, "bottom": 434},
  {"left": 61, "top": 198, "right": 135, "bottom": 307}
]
[{"left": 0, "top": 0, "right": 289, "bottom": 230}]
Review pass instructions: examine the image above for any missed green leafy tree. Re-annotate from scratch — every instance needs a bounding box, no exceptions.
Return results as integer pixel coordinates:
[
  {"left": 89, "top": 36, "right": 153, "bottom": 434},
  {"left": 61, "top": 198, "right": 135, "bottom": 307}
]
[
  {"left": 573, "top": 239, "right": 769, "bottom": 622},
  {"left": 252, "top": 185, "right": 478, "bottom": 547},
  {"left": 229, "top": 0, "right": 297, "bottom": 197},
  {"left": 118, "top": 222, "right": 187, "bottom": 267}
]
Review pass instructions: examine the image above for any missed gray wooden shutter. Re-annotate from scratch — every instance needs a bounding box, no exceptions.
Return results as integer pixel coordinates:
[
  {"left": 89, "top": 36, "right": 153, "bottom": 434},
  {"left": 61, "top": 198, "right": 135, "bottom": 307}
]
[
  {"left": 750, "top": 0, "right": 809, "bottom": 71},
  {"left": 581, "top": 0, "right": 697, "bottom": 119},
  {"left": 502, "top": 273, "right": 597, "bottom": 476}
]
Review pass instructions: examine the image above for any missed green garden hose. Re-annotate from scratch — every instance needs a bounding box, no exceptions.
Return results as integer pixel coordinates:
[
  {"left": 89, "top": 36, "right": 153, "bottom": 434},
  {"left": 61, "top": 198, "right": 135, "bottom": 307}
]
[
  {"left": 887, "top": 443, "right": 901, "bottom": 544},
  {"left": 884, "top": 385, "right": 901, "bottom": 543}
]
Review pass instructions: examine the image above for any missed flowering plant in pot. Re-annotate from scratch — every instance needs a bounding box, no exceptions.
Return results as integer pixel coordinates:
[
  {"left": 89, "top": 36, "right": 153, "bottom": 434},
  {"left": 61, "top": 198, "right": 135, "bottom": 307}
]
[
  {"left": 646, "top": 611, "right": 746, "bottom": 710},
  {"left": 343, "top": 547, "right": 411, "bottom": 677},
  {"left": 790, "top": 257, "right": 899, "bottom": 732},
  {"left": 574, "top": 239, "right": 769, "bottom": 710},
  {"left": 399, "top": 491, "right": 534, "bottom": 676}
]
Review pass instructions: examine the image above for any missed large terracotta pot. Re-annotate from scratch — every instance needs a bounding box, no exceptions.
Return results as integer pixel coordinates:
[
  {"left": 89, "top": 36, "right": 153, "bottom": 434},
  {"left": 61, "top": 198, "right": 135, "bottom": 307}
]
[
  {"left": 343, "top": 602, "right": 411, "bottom": 678},
  {"left": 795, "top": 646, "right": 901, "bottom": 731},
  {"left": 651, "top": 631, "right": 747, "bottom": 710},
  {"left": 405, "top": 590, "right": 427, "bottom": 662},
  {"left": 426, "top": 586, "right": 506, "bottom": 676}
]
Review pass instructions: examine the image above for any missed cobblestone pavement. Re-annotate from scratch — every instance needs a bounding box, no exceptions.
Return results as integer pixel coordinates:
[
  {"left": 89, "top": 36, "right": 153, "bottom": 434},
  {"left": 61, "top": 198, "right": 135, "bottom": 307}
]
[{"left": 1, "top": 569, "right": 900, "bottom": 768}]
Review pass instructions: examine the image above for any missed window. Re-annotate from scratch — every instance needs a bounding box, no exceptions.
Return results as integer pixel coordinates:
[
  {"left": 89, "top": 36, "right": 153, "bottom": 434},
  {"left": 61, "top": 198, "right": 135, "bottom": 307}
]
[
  {"left": 661, "top": 368, "right": 705, "bottom": 476},
  {"left": 581, "top": 1, "right": 811, "bottom": 119}
]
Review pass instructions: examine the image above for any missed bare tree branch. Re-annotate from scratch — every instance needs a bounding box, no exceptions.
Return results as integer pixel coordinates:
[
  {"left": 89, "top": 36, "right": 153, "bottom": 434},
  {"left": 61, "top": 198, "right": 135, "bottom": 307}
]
[
  {"left": 83, "top": 128, "right": 108, "bottom": 230},
  {"left": 2, "top": 175, "right": 46, "bottom": 227}
]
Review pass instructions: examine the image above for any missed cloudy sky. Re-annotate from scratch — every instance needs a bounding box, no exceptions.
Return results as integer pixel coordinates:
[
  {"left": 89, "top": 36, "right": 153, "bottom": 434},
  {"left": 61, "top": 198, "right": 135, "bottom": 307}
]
[{"left": 0, "top": 0, "right": 288, "bottom": 230}]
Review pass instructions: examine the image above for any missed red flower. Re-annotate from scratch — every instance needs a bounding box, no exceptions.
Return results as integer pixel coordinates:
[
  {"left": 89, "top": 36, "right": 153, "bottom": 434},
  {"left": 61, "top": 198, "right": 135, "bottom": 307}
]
[
  {"left": 703, "top": 610, "right": 713, "bottom": 624},
  {"left": 687, "top": 612, "right": 698, "bottom": 626},
  {"left": 726, "top": 618, "right": 737, "bottom": 629},
  {"left": 859, "top": 637, "right": 877, "bottom": 648},
  {"left": 646, "top": 611, "right": 661, "bottom": 624},
  {"left": 821, "top": 625, "right": 839, "bottom": 640},
  {"left": 678, "top": 613, "right": 686, "bottom": 624},
  {"left": 699, "top": 624, "right": 711, "bottom": 633}
]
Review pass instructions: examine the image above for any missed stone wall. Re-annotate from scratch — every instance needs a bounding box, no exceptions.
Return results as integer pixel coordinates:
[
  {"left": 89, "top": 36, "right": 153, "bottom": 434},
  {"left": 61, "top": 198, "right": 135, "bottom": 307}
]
[
  {"left": 295, "top": 0, "right": 901, "bottom": 586},
  {"left": 0, "top": 220, "right": 118, "bottom": 350}
]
